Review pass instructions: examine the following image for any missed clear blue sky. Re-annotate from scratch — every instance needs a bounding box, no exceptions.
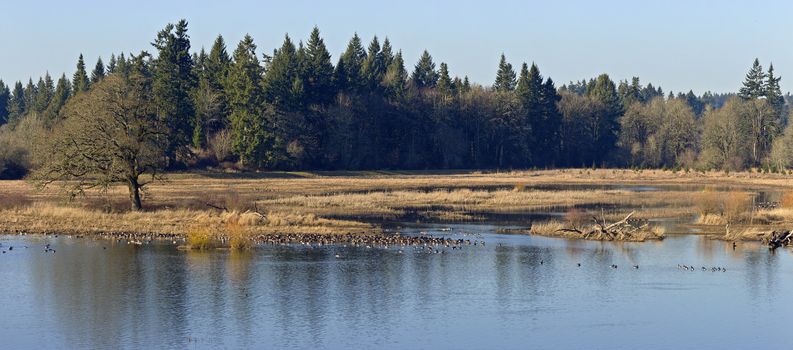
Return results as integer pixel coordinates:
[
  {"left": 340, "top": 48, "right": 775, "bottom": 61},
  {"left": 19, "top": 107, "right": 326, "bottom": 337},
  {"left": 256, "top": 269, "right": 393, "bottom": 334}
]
[{"left": 2, "top": 0, "right": 792, "bottom": 94}]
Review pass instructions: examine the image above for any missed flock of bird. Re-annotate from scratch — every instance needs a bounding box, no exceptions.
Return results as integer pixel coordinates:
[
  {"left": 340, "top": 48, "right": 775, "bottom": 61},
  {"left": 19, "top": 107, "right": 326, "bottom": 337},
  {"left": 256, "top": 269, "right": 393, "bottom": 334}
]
[
  {"left": 0, "top": 231, "right": 733, "bottom": 275},
  {"left": 678, "top": 264, "right": 727, "bottom": 272}
]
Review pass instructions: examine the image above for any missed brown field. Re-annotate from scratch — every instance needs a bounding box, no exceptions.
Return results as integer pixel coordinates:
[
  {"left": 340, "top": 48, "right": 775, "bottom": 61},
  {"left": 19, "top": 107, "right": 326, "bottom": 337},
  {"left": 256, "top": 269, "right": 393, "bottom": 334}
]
[{"left": 2, "top": 168, "right": 793, "bottom": 244}]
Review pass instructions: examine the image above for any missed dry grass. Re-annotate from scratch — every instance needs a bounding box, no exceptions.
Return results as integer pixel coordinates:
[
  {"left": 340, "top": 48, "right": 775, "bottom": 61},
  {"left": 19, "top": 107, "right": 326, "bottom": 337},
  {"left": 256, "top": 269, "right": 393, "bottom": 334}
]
[{"left": 3, "top": 168, "right": 793, "bottom": 241}]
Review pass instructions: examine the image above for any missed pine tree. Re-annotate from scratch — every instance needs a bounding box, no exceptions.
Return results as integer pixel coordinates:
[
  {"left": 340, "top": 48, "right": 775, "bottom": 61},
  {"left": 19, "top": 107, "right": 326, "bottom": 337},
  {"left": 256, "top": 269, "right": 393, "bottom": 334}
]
[
  {"left": 204, "top": 34, "right": 232, "bottom": 130},
  {"left": 0, "top": 80, "right": 9, "bottom": 125},
  {"left": 263, "top": 34, "right": 301, "bottom": 110},
  {"left": 107, "top": 54, "right": 117, "bottom": 74},
  {"left": 43, "top": 74, "right": 71, "bottom": 123},
  {"left": 23, "top": 79, "right": 37, "bottom": 114},
  {"left": 116, "top": 53, "right": 130, "bottom": 78},
  {"left": 72, "top": 54, "right": 90, "bottom": 93},
  {"left": 8, "top": 81, "right": 25, "bottom": 121},
  {"left": 383, "top": 50, "right": 407, "bottom": 96},
  {"left": 493, "top": 54, "right": 516, "bottom": 91},
  {"left": 361, "top": 36, "right": 386, "bottom": 89},
  {"left": 411, "top": 50, "right": 438, "bottom": 88},
  {"left": 381, "top": 38, "right": 394, "bottom": 70},
  {"left": 338, "top": 34, "right": 366, "bottom": 91},
  {"left": 538, "top": 77, "right": 562, "bottom": 164},
  {"left": 587, "top": 73, "right": 622, "bottom": 163},
  {"left": 34, "top": 73, "right": 54, "bottom": 113},
  {"left": 765, "top": 63, "right": 784, "bottom": 117},
  {"left": 462, "top": 76, "right": 471, "bottom": 93},
  {"left": 516, "top": 63, "right": 543, "bottom": 162},
  {"left": 91, "top": 57, "right": 106, "bottom": 83},
  {"left": 303, "top": 27, "right": 335, "bottom": 105},
  {"left": 437, "top": 62, "right": 453, "bottom": 95},
  {"left": 152, "top": 19, "right": 196, "bottom": 162},
  {"left": 226, "top": 34, "right": 271, "bottom": 167},
  {"left": 739, "top": 58, "right": 766, "bottom": 99}
]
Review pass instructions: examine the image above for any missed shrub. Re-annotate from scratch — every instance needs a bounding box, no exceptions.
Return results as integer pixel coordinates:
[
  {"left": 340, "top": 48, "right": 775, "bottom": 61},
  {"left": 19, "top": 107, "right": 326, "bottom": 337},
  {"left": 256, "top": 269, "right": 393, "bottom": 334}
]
[
  {"left": 781, "top": 191, "right": 793, "bottom": 209},
  {"left": 186, "top": 225, "right": 215, "bottom": 250}
]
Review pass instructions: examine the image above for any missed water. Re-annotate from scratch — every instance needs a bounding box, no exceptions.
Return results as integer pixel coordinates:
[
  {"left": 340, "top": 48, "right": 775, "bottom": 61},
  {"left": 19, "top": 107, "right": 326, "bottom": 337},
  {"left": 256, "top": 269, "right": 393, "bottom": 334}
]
[{"left": 1, "top": 225, "right": 792, "bottom": 350}]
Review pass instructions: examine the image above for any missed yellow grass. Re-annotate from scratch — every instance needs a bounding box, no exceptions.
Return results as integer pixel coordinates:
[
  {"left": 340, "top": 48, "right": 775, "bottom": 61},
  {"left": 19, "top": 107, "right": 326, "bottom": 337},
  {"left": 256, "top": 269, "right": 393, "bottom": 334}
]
[{"left": 3, "top": 168, "right": 793, "bottom": 242}]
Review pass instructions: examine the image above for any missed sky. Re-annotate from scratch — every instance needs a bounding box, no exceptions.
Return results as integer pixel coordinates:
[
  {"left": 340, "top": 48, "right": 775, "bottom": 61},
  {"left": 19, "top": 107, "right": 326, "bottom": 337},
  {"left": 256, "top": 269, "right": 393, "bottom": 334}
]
[{"left": 2, "top": 0, "right": 793, "bottom": 94}]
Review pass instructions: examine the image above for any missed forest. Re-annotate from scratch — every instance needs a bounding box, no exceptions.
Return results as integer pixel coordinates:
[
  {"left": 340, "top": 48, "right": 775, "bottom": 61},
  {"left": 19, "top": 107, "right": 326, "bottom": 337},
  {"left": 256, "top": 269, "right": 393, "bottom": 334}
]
[{"left": 1, "top": 19, "right": 793, "bottom": 184}]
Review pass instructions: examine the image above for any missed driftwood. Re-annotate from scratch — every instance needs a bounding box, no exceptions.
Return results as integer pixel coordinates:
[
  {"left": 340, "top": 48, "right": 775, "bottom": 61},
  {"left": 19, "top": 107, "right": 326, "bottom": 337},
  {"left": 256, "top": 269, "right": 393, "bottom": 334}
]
[
  {"left": 766, "top": 230, "right": 793, "bottom": 249},
  {"left": 552, "top": 211, "right": 663, "bottom": 242}
]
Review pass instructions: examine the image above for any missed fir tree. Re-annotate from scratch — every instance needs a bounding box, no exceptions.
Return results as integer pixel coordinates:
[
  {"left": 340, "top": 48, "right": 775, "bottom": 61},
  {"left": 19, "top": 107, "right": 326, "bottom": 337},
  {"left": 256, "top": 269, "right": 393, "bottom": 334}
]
[
  {"left": 23, "top": 79, "right": 37, "bottom": 114},
  {"left": 205, "top": 35, "right": 232, "bottom": 129},
  {"left": 43, "top": 74, "right": 71, "bottom": 123},
  {"left": 0, "top": 80, "right": 9, "bottom": 125},
  {"left": 765, "top": 63, "right": 784, "bottom": 117},
  {"left": 381, "top": 38, "right": 394, "bottom": 70},
  {"left": 437, "top": 62, "right": 453, "bottom": 95},
  {"left": 226, "top": 34, "right": 271, "bottom": 167},
  {"left": 152, "top": 19, "right": 196, "bottom": 162},
  {"left": 8, "top": 81, "right": 25, "bottom": 121},
  {"left": 72, "top": 54, "right": 90, "bottom": 93},
  {"left": 739, "top": 58, "right": 766, "bottom": 99},
  {"left": 493, "top": 54, "right": 516, "bottom": 91},
  {"left": 34, "top": 73, "right": 54, "bottom": 113},
  {"left": 361, "top": 36, "right": 386, "bottom": 89},
  {"left": 263, "top": 34, "right": 301, "bottom": 110},
  {"left": 338, "top": 34, "right": 366, "bottom": 91},
  {"left": 303, "top": 27, "right": 335, "bottom": 105},
  {"left": 383, "top": 50, "right": 407, "bottom": 96},
  {"left": 587, "top": 73, "right": 622, "bottom": 163},
  {"left": 107, "top": 54, "right": 117, "bottom": 74},
  {"left": 91, "top": 57, "right": 106, "bottom": 83},
  {"left": 411, "top": 50, "right": 438, "bottom": 88}
]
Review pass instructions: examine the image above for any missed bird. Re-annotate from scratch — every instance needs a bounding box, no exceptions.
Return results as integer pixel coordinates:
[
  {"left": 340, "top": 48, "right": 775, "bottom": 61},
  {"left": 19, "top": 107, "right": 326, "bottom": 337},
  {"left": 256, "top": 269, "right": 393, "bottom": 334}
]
[
  {"left": 577, "top": 263, "right": 581, "bottom": 267},
  {"left": 633, "top": 265, "right": 639, "bottom": 269}
]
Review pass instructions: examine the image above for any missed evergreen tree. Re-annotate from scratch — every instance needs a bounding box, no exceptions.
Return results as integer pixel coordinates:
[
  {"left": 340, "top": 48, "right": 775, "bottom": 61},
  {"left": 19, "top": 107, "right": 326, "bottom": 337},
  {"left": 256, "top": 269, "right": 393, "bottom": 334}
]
[
  {"left": 684, "top": 90, "right": 704, "bottom": 116},
  {"left": 72, "top": 54, "right": 90, "bottom": 93},
  {"left": 383, "top": 50, "right": 407, "bottom": 96},
  {"left": 34, "top": 73, "right": 54, "bottom": 113},
  {"left": 116, "top": 53, "right": 130, "bottom": 78},
  {"left": 23, "top": 79, "right": 37, "bottom": 114},
  {"left": 205, "top": 35, "right": 232, "bottom": 129},
  {"left": 516, "top": 63, "right": 543, "bottom": 162},
  {"left": 587, "top": 73, "right": 622, "bottom": 163},
  {"left": 739, "top": 58, "right": 766, "bottom": 99},
  {"left": 152, "top": 19, "right": 196, "bottom": 162},
  {"left": 765, "top": 63, "right": 784, "bottom": 117},
  {"left": 91, "top": 57, "right": 106, "bottom": 83},
  {"left": 263, "top": 34, "right": 302, "bottom": 110},
  {"left": 538, "top": 77, "right": 562, "bottom": 164},
  {"left": 337, "top": 34, "right": 366, "bottom": 91},
  {"left": 8, "top": 81, "right": 25, "bottom": 121},
  {"left": 462, "top": 76, "right": 471, "bottom": 93},
  {"left": 381, "top": 38, "right": 394, "bottom": 70},
  {"left": 361, "top": 36, "right": 386, "bottom": 89},
  {"left": 493, "top": 54, "right": 516, "bottom": 91},
  {"left": 0, "top": 80, "right": 9, "bottom": 125},
  {"left": 411, "top": 50, "right": 438, "bottom": 88},
  {"left": 437, "top": 63, "right": 453, "bottom": 95},
  {"left": 43, "top": 74, "right": 71, "bottom": 123},
  {"left": 107, "top": 54, "right": 117, "bottom": 74},
  {"left": 303, "top": 27, "right": 335, "bottom": 105},
  {"left": 226, "top": 34, "right": 271, "bottom": 167}
]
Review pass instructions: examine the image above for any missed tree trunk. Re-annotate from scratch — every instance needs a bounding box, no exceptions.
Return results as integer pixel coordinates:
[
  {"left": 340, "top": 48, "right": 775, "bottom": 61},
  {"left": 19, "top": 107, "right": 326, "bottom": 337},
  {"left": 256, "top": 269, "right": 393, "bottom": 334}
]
[{"left": 128, "top": 177, "right": 142, "bottom": 211}]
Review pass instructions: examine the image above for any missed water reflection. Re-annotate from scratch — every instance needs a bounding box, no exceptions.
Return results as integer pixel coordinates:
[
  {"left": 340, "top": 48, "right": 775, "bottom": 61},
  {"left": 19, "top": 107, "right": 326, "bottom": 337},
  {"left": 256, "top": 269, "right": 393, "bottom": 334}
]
[{"left": 1, "top": 226, "right": 792, "bottom": 350}]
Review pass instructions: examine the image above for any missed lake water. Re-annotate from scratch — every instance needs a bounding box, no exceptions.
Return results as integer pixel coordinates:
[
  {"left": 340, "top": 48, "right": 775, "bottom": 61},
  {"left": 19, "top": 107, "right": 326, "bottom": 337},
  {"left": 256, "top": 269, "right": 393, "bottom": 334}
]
[{"left": 1, "top": 224, "right": 792, "bottom": 350}]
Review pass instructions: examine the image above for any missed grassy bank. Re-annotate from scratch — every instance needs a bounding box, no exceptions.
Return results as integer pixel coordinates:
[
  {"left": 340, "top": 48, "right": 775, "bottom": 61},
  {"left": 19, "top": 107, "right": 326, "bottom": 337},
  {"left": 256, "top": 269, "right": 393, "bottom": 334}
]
[{"left": 2, "top": 169, "right": 793, "bottom": 243}]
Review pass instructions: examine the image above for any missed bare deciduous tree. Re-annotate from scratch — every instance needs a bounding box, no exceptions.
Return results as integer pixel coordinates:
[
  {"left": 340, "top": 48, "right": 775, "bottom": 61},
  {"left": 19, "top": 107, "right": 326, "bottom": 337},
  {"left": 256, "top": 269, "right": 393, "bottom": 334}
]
[{"left": 31, "top": 73, "right": 167, "bottom": 210}]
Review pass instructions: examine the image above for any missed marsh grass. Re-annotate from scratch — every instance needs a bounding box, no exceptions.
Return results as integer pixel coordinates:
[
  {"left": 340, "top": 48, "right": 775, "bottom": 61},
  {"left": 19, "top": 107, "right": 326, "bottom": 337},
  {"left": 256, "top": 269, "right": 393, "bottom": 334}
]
[{"left": 3, "top": 169, "right": 793, "bottom": 241}]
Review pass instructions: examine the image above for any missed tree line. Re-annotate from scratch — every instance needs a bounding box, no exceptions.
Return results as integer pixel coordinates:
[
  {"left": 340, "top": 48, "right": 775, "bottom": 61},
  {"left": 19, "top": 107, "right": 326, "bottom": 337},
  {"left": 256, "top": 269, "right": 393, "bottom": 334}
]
[{"left": 2, "top": 20, "right": 792, "bottom": 186}]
